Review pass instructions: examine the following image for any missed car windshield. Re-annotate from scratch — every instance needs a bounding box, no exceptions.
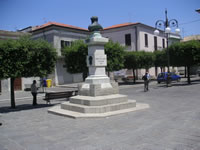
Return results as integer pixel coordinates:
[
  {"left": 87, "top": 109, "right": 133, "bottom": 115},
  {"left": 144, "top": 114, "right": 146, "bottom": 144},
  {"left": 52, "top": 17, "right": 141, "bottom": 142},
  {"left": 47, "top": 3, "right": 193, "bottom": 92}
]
[
  {"left": 171, "top": 72, "right": 175, "bottom": 75},
  {"left": 158, "top": 73, "right": 164, "bottom": 77}
]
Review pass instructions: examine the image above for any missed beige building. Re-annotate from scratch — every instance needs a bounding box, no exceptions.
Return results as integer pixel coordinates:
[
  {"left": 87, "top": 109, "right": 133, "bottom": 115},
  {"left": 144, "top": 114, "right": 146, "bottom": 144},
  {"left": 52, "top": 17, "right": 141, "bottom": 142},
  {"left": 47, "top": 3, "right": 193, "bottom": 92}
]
[
  {"left": 181, "top": 34, "right": 200, "bottom": 42},
  {"left": 0, "top": 30, "right": 39, "bottom": 92},
  {"left": 1, "top": 21, "right": 181, "bottom": 92},
  {"left": 179, "top": 35, "right": 200, "bottom": 75},
  {"left": 30, "top": 22, "right": 90, "bottom": 86},
  {"left": 102, "top": 23, "right": 181, "bottom": 78}
]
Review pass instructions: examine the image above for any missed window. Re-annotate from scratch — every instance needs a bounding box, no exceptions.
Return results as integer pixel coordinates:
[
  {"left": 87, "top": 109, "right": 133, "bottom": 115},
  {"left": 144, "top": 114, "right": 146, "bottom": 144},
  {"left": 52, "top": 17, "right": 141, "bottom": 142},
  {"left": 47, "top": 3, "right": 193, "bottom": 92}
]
[
  {"left": 61, "top": 40, "right": 71, "bottom": 48},
  {"left": 154, "top": 36, "right": 157, "bottom": 50},
  {"left": 162, "top": 39, "right": 165, "bottom": 48},
  {"left": 125, "top": 34, "right": 131, "bottom": 46},
  {"left": 144, "top": 34, "right": 148, "bottom": 47}
]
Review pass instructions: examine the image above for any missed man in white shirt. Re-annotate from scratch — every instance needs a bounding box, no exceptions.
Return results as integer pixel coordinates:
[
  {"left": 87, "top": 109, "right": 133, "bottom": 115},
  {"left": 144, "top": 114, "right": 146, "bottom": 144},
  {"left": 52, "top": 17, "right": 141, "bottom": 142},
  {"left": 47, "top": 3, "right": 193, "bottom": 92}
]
[{"left": 142, "top": 72, "right": 150, "bottom": 92}]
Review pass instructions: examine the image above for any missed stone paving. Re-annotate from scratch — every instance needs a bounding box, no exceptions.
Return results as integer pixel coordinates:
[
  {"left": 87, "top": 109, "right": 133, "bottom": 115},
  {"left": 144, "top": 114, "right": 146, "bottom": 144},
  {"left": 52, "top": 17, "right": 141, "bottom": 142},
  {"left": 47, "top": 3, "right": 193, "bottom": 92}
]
[{"left": 0, "top": 78, "right": 200, "bottom": 150}]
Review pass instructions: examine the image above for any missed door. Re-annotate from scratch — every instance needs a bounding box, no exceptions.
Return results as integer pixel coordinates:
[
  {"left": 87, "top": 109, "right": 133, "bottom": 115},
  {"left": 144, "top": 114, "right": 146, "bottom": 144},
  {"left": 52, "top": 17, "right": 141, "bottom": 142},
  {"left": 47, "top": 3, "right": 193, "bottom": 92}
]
[{"left": 14, "top": 78, "right": 22, "bottom": 91}]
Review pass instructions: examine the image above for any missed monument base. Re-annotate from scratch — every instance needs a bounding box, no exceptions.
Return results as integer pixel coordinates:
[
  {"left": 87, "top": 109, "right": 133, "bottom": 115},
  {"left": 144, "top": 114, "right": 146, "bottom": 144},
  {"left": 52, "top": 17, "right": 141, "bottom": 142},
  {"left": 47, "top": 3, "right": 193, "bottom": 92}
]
[
  {"left": 48, "top": 102, "right": 149, "bottom": 118},
  {"left": 48, "top": 16, "right": 150, "bottom": 119},
  {"left": 48, "top": 92, "right": 149, "bottom": 118},
  {"left": 78, "top": 80, "right": 119, "bottom": 96}
]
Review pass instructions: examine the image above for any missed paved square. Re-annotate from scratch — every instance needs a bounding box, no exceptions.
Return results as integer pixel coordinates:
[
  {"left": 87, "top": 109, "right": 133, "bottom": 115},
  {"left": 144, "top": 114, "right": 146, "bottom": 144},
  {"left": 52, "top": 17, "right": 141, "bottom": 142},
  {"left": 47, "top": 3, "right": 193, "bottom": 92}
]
[{"left": 0, "top": 79, "right": 200, "bottom": 150}]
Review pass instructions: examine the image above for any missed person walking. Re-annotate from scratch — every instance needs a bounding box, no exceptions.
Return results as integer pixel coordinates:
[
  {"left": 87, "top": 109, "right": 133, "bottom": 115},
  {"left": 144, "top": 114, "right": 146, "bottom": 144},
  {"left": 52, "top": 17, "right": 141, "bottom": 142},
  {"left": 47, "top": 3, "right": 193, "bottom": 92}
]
[
  {"left": 31, "top": 80, "right": 38, "bottom": 106},
  {"left": 142, "top": 72, "right": 150, "bottom": 92}
]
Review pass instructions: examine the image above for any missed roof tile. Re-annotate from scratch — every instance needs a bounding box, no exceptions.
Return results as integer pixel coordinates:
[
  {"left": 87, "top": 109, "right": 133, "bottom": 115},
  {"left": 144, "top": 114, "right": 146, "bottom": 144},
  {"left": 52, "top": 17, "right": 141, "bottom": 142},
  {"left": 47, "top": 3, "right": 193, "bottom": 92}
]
[
  {"left": 103, "top": 22, "right": 139, "bottom": 30},
  {"left": 33, "top": 22, "right": 88, "bottom": 31}
]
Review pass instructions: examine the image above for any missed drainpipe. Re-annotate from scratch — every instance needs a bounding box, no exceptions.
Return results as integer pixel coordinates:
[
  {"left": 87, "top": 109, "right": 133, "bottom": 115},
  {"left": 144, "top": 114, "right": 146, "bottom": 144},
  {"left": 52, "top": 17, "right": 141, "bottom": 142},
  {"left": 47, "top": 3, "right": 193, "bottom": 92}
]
[
  {"left": 135, "top": 26, "right": 138, "bottom": 51},
  {"left": 42, "top": 29, "right": 46, "bottom": 40},
  {"left": 134, "top": 25, "right": 138, "bottom": 79}
]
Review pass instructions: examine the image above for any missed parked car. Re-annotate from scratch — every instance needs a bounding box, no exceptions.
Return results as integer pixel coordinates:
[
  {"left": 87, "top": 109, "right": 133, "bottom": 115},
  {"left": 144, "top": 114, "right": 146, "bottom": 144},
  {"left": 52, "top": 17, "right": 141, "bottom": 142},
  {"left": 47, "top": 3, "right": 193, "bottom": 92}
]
[
  {"left": 114, "top": 71, "right": 126, "bottom": 81},
  {"left": 157, "top": 72, "right": 181, "bottom": 83}
]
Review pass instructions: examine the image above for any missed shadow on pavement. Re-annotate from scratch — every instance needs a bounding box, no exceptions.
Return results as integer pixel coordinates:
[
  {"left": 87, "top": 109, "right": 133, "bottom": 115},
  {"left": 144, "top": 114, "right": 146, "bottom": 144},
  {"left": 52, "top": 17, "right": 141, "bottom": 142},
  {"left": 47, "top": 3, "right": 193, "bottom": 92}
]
[
  {"left": 118, "top": 81, "right": 144, "bottom": 86},
  {"left": 0, "top": 103, "right": 53, "bottom": 114},
  {"left": 156, "top": 79, "right": 200, "bottom": 88}
]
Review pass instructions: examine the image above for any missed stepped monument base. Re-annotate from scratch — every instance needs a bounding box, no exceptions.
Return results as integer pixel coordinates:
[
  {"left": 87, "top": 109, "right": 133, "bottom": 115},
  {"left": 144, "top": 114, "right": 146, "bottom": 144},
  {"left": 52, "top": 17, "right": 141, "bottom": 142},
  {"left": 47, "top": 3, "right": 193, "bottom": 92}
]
[{"left": 48, "top": 16, "right": 149, "bottom": 118}]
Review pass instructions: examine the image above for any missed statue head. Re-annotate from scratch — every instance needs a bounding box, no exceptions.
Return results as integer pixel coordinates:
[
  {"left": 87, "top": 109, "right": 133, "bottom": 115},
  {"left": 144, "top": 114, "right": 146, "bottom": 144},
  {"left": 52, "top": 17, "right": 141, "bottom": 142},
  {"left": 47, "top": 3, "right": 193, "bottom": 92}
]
[{"left": 88, "top": 16, "right": 103, "bottom": 32}]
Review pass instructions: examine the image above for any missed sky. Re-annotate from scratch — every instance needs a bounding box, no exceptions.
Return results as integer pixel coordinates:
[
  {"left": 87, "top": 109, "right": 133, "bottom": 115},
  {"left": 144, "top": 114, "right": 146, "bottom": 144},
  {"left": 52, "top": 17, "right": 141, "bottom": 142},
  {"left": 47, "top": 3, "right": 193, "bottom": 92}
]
[{"left": 0, "top": 0, "right": 200, "bottom": 38}]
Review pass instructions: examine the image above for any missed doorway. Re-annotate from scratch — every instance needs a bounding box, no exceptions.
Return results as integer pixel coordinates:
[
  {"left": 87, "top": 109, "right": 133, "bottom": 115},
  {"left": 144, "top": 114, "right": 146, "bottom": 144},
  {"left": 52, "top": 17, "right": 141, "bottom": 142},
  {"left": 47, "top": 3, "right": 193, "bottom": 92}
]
[{"left": 14, "top": 78, "right": 22, "bottom": 91}]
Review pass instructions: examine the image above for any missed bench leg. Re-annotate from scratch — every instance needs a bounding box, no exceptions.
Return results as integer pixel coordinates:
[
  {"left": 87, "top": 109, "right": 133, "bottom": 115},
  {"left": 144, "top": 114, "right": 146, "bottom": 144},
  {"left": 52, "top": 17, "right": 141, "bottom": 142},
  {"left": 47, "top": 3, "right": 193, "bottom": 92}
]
[{"left": 46, "top": 100, "right": 51, "bottom": 104}]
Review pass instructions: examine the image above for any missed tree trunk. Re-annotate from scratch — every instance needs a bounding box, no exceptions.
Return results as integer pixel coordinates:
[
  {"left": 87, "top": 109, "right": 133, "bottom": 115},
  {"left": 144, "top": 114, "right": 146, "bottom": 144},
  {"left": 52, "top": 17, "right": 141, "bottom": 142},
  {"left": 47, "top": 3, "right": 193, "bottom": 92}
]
[
  {"left": 10, "top": 78, "right": 16, "bottom": 108},
  {"left": 83, "top": 71, "right": 88, "bottom": 81},
  {"left": 185, "top": 66, "right": 187, "bottom": 78},
  {"left": 132, "top": 68, "right": 136, "bottom": 83},
  {"left": 187, "top": 66, "right": 191, "bottom": 84},
  {"left": 108, "top": 71, "right": 110, "bottom": 77}
]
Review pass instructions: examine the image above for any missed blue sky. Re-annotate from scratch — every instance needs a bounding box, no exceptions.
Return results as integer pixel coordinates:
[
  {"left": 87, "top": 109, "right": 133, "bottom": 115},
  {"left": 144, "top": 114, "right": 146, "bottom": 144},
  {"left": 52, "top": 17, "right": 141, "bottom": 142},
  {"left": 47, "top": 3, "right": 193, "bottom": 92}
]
[{"left": 0, "top": 0, "right": 200, "bottom": 37}]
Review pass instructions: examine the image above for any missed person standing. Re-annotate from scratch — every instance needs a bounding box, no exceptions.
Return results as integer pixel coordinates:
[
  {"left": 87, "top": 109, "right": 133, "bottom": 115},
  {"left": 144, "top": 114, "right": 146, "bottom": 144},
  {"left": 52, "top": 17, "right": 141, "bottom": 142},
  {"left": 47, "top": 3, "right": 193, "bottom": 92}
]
[
  {"left": 31, "top": 80, "right": 38, "bottom": 106},
  {"left": 142, "top": 72, "right": 150, "bottom": 92}
]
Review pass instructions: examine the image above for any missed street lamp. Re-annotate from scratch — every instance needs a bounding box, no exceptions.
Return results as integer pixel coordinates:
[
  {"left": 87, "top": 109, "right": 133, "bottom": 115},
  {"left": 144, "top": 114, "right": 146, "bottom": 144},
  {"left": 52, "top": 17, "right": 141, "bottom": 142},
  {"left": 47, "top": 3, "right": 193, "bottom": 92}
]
[
  {"left": 196, "top": 9, "right": 200, "bottom": 13},
  {"left": 154, "top": 9, "right": 180, "bottom": 86}
]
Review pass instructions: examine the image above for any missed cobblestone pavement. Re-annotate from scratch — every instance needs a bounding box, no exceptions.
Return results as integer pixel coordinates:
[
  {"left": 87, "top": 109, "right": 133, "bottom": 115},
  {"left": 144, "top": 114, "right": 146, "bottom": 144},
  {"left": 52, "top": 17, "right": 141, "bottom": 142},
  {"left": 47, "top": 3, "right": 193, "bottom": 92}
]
[{"left": 0, "top": 77, "right": 200, "bottom": 150}]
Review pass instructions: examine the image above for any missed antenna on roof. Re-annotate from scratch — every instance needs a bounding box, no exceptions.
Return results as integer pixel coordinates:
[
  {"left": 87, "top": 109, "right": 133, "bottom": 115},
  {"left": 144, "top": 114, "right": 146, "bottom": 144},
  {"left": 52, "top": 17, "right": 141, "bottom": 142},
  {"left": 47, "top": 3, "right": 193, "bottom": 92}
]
[
  {"left": 128, "top": 12, "right": 133, "bottom": 23},
  {"left": 14, "top": 26, "right": 18, "bottom": 31},
  {"left": 43, "top": 17, "right": 47, "bottom": 23}
]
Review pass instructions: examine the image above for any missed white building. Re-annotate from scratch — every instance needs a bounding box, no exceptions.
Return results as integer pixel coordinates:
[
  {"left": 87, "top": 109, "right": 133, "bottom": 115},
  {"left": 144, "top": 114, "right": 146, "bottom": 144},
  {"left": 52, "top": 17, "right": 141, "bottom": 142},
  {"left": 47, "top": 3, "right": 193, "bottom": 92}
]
[
  {"left": 102, "top": 22, "right": 180, "bottom": 78},
  {"left": 0, "top": 21, "right": 181, "bottom": 92},
  {"left": 0, "top": 30, "right": 40, "bottom": 93},
  {"left": 31, "top": 22, "right": 90, "bottom": 86}
]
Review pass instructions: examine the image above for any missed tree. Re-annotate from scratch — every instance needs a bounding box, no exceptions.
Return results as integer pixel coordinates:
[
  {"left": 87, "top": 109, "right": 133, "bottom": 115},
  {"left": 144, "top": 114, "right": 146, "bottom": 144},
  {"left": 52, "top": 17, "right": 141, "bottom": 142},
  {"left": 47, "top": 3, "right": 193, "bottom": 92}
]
[
  {"left": 0, "top": 36, "right": 57, "bottom": 108},
  {"left": 124, "top": 51, "right": 140, "bottom": 83},
  {"left": 154, "top": 50, "right": 167, "bottom": 72},
  {"left": 63, "top": 40, "right": 125, "bottom": 78},
  {"left": 124, "top": 51, "right": 155, "bottom": 83},
  {"left": 63, "top": 40, "right": 88, "bottom": 79},
  {"left": 137, "top": 51, "right": 155, "bottom": 70},
  {"left": 169, "top": 40, "right": 200, "bottom": 84},
  {"left": 105, "top": 41, "right": 125, "bottom": 75}
]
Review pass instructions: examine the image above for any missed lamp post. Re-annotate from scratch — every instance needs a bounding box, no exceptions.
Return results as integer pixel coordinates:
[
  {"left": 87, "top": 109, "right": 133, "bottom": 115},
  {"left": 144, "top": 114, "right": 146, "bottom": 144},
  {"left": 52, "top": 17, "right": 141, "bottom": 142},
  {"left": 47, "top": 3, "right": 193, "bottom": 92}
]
[
  {"left": 154, "top": 9, "right": 180, "bottom": 86},
  {"left": 196, "top": 9, "right": 200, "bottom": 13}
]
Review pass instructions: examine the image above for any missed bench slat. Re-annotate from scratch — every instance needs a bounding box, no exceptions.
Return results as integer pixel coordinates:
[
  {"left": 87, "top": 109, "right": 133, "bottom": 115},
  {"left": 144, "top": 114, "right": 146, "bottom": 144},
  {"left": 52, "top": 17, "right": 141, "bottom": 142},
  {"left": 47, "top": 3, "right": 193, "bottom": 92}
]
[{"left": 43, "top": 90, "right": 78, "bottom": 104}]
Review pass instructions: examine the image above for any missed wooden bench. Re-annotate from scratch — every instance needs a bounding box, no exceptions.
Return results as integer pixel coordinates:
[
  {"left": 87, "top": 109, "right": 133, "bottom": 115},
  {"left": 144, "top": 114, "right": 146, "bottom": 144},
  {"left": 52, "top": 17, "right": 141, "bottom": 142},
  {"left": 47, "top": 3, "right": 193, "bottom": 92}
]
[
  {"left": 24, "top": 84, "right": 40, "bottom": 91},
  {"left": 43, "top": 90, "right": 78, "bottom": 104},
  {"left": 122, "top": 76, "right": 134, "bottom": 82}
]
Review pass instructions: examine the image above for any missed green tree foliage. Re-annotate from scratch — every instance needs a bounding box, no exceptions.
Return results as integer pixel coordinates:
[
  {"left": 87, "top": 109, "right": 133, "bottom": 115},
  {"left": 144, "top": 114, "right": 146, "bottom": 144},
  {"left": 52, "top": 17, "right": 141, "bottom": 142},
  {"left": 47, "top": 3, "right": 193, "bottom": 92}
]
[
  {"left": 124, "top": 51, "right": 139, "bottom": 83},
  {"left": 168, "top": 40, "right": 200, "bottom": 84},
  {"left": 154, "top": 50, "right": 167, "bottom": 72},
  {"left": 105, "top": 41, "right": 125, "bottom": 73},
  {"left": 124, "top": 51, "right": 155, "bottom": 83},
  {"left": 63, "top": 40, "right": 88, "bottom": 78},
  {"left": 0, "top": 36, "right": 57, "bottom": 108},
  {"left": 137, "top": 51, "right": 155, "bottom": 70},
  {"left": 154, "top": 50, "right": 167, "bottom": 67},
  {"left": 63, "top": 40, "right": 125, "bottom": 77}
]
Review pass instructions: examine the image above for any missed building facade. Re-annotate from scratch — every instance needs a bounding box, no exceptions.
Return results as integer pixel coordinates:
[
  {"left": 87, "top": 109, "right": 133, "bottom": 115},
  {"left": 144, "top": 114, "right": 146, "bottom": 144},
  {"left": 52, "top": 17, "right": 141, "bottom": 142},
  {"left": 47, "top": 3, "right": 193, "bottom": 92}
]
[
  {"left": 0, "top": 30, "right": 40, "bottom": 92},
  {"left": 31, "top": 22, "right": 90, "bottom": 86},
  {"left": 1, "top": 21, "right": 181, "bottom": 92},
  {"left": 102, "top": 23, "right": 181, "bottom": 78}
]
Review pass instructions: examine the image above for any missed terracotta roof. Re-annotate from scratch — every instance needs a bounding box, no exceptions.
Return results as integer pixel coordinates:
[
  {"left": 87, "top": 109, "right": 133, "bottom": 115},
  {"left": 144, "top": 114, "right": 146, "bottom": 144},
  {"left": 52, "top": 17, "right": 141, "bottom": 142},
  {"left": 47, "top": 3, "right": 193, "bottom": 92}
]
[
  {"left": 0, "top": 30, "right": 29, "bottom": 36},
  {"left": 103, "top": 22, "right": 139, "bottom": 30},
  {"left": 33, "top": 22, "right": 88, "bottom": 31}
]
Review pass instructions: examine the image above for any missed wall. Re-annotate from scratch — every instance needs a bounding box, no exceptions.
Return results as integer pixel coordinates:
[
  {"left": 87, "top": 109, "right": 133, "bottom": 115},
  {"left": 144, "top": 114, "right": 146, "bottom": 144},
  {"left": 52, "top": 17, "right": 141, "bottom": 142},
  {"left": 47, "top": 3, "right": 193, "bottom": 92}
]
[
  {"left": 103, "top": 24, "right": 167, "bottom": 78},
  {"left": 137, "top": 25, "right": 166, "bottom": 52},
  {"left": 52, "top": 29, "right": 89, "bottom": 85},
  {"left": 32, "top": 27, "right": 89, "bottom": 85},
  {"left": 102, "top": 26, "right": 136, "bottom": 51}
]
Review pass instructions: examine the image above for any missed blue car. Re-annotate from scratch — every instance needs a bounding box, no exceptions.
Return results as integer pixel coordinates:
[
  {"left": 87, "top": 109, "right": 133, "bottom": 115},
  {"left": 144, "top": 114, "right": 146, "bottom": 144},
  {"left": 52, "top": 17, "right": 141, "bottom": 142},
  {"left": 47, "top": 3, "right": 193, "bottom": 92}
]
[{"left": 157, "top": 72, "right": 181, "bottom": 83}]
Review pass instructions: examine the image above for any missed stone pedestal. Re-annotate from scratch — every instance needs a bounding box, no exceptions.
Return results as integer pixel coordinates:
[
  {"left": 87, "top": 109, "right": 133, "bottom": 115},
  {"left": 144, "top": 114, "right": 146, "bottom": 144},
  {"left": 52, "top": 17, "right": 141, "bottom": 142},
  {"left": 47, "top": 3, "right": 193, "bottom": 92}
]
[{"left": 48, "top": 17, "right": 149, "bottom": 118}]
